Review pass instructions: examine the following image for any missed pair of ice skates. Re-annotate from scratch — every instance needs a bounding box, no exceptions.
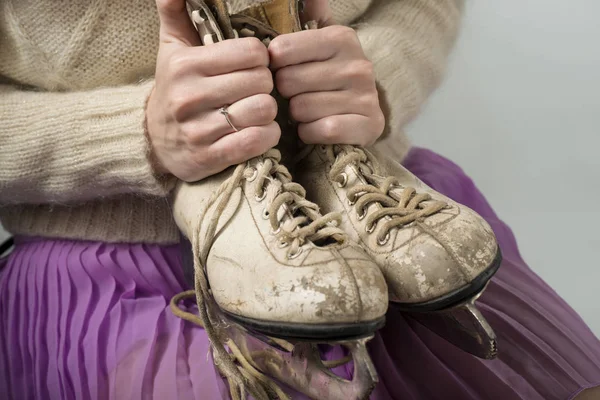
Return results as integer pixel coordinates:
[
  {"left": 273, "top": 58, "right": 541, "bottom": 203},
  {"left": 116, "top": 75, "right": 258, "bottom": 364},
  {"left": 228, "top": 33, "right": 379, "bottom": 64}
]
[{"left": 170, "top": 1, "right": 502, "bottom": 399}]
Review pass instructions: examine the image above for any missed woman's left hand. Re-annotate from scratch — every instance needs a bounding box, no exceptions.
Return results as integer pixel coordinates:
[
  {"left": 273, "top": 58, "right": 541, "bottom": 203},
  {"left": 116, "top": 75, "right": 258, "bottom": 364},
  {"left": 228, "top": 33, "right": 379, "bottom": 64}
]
[{"left": 269, "top": 4, "right": 385, "bottom": 147}]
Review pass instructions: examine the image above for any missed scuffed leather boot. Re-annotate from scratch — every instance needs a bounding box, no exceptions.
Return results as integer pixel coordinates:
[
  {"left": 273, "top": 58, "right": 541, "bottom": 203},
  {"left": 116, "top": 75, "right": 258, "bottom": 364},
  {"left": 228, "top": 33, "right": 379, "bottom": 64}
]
[
  {"left": 295, "top": 144, "right": 502, "bottom": 358},
  {"left": 173, "top": 0, "right": 388, "bottom": 341}
]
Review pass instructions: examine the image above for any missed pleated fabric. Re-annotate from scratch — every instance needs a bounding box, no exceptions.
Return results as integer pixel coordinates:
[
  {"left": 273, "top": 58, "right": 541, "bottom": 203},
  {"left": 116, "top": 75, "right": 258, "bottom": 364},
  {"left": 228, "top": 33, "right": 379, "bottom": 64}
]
[{"left": 1, "top": 147, "right": 599, "bottom": 400}]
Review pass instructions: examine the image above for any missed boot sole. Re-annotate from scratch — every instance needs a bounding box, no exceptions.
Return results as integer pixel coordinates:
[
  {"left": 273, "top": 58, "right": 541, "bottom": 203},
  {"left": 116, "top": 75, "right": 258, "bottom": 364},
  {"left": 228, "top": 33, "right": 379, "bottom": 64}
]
[
  {"left": 223, "top": 312, "right": 386, "bottom": 341},
  {"left": 392, "top": 247, "right": 503, "bottom": 313}
]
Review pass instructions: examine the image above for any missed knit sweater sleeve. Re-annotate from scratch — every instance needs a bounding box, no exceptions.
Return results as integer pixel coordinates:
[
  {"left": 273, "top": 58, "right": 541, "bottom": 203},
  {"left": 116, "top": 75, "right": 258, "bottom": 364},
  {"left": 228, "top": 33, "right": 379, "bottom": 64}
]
[
  {"left": 354, "top": 0, "right": 464, "bottom": 146},
  {"left": 0, "top": 80, "right": 175, "bottom": 205}
]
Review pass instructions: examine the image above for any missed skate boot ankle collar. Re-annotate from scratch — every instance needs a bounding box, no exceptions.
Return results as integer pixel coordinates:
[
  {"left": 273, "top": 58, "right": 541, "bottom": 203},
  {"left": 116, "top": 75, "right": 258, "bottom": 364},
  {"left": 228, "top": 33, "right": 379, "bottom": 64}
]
[{"left": 188, "top": 0, "right": 304, "bottom": 43}]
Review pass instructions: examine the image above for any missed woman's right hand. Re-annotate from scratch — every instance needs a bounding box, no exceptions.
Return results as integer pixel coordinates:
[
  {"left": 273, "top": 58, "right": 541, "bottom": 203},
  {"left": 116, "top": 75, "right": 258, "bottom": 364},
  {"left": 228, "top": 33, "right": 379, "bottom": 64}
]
[{"left": 146, "top": 0, "right": 280, "bottom": 182}]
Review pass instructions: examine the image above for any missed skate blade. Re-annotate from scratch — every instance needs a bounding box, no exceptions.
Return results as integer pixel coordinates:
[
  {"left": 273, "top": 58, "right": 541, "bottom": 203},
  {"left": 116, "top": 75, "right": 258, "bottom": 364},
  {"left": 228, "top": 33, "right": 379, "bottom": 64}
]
[
  {"left": 407, "top": 285, "right": 498, "bottom": 359},
  {"left": 179, "top": 236, "right": 378, "bottom": 399},
  {"left": 226, "top": 322, "right": 378, "bottom": 400}
]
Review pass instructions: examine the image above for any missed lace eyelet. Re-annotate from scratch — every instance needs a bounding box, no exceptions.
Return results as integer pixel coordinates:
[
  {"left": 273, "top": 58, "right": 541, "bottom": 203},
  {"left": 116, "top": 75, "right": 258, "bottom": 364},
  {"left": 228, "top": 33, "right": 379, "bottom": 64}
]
[
  {"left": 271, "top": 226, "right": 281, "bottom": 235},
  {"left": 377, "top": 232, "right": 390, "bottom": 246},
  {"left": 288, "top": 247, "right": 304, "bottom": 260},
  {"left": 278, "top": 240, "right": 289, "bottom": 248},
  {"left": 357, "top": 208, "right": 366, "bottom": 221},
  {"left": 347, "top": 196, "right": 356, "bottom": 206},
  {"left": 365, "top": 222, "right": 376, "bottom": 234},
  {"left": 319, "top": 145, "right": 327, "bottom": 153},
  {"left": 255, "top": 190, "right": 266, "bottom": 202},
  {"left": 247, "top": 168, "right": 258, "bottom": 182},
  {"left": 262, "top": 209, "right": 270, "bottom": 220},
  {"left": 336, "top": 172, "right": 348, "bottom": 188}
]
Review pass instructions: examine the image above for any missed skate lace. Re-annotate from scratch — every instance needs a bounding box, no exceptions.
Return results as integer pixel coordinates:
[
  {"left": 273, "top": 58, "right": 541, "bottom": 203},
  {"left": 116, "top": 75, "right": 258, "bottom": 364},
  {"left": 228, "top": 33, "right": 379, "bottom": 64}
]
[
  {"left": 172, "top": 149, "right": 348, "bottom": 400},
  {"left": 250, "top": 150, "right": 345, "bottom": 257},
  {"left": 321, "top": 144, "right": 447, "bottom": 243}
]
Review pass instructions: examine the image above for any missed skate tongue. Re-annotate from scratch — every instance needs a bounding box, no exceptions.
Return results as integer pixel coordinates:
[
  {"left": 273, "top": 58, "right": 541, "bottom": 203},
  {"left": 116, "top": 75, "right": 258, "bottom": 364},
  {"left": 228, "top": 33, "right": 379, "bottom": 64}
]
[{"left": 199, "top": 0, "right": 303, "bottom": 40}]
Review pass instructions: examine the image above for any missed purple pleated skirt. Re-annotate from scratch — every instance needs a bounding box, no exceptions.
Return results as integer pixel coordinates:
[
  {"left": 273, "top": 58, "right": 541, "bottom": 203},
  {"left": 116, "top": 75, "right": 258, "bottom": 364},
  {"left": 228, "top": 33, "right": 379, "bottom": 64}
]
[{"left": 1, "top": 148, "right": 599, "bottom": 400}]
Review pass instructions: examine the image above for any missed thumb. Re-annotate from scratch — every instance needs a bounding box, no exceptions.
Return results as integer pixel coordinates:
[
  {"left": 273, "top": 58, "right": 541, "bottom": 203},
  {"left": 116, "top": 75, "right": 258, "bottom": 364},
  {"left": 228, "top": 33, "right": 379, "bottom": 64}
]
[
  {"left": 156, "top": 0, "right": 201, "bottom": 46},
  {"left": 301, "top": 0, "right": 335, "bottom": 27}
]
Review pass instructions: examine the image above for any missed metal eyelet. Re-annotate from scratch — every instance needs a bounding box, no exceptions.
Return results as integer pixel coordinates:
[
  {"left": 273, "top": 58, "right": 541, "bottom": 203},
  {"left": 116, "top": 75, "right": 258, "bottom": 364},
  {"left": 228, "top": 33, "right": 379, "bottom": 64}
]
[
  {"left": 319, "top": 145, "right": 327, "bottom": 153},
  {"left": 278, "top": 240, "right": 289, "bottom": 248},
  {"left": 262, "top": 208, "right": 270, "bottom": 220},
  {"left": 377, "top": 232, "right": 390, "bottom": 246},
  {"left": 247, "top": 168, "right": 258, "bottom": 182},
  {"left": 357, "top": 208, "right": 366, "bottom": 221},
  {"left": 255, "top": 190, "right": 266, "bottom": 202},
  {"left": 336, "top": 172, "right": 348, "bottom": 188},
  {"left": 365, "top": 222, "right": 376, "bottom": 234},
  {"left": 288, "top": 247, "right": 304, "bottom": 260}
]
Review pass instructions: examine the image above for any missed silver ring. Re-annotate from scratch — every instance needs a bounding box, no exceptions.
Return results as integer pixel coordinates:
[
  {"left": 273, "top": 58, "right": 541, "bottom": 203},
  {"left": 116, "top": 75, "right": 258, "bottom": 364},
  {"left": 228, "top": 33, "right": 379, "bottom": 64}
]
[{"left": 219, "top": 106, "right": 239, "bottom": 132}]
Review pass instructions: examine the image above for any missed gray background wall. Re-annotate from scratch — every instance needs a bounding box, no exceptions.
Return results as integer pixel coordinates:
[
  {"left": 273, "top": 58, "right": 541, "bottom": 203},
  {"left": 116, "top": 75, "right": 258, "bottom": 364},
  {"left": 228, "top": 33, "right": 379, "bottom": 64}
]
[
  {"left": 1, "top": 0, "right": 598, "bottom": 335},
  {"left": 407, "top": 0, "right": 600, "bottom": 334}
]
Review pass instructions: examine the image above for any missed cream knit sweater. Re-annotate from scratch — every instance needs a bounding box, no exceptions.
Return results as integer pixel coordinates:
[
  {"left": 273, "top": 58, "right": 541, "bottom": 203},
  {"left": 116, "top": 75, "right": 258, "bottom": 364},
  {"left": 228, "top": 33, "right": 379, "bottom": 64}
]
[{"left": 0, "top": 0, "right": 463, "bottom": 244}]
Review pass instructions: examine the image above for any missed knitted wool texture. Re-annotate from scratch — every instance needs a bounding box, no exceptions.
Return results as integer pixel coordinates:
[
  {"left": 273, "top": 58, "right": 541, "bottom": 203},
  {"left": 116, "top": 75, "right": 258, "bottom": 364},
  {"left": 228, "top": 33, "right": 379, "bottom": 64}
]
[{"left": 0, "top": 0, "right": 463, "bottom": 244}]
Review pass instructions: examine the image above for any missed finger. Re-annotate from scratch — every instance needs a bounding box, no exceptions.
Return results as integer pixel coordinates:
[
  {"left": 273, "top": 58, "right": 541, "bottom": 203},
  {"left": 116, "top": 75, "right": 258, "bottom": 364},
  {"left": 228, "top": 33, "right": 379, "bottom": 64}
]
[
  {"left": 209, "top": 122, "right": 281, "bottom": 168},
  {"left": 168, "top": 37, "right": 270, "bottom": 78},
  {"left": 192, "top": 94, "right": 278, "bottom": 143},
  {"left": 301, "top": 0, "right": 335, "bottom": 27},
  {"left": 276, "top": 59, "right": 374, "bottom": 98},
  {"left": 156, "top": 0, "right": 202, "bottom": 46},
  {"left": 269, "top": 26, "right": 362, "bottom": 70},
  {"left": 298, "top": 115, "right": 382, "bottom": 147},
  {"left": 173, "top": 66, "right": 274, "bottom": 120},
  {"left": 289, "top": 91, "right": 377, "bottom": 123}
]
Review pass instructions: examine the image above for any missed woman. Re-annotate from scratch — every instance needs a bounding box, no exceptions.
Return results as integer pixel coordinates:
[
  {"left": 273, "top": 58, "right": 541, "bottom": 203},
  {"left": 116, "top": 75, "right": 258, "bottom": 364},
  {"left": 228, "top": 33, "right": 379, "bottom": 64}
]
[{"left": 1, "top": 0, "right": 599, "bottom": 398}]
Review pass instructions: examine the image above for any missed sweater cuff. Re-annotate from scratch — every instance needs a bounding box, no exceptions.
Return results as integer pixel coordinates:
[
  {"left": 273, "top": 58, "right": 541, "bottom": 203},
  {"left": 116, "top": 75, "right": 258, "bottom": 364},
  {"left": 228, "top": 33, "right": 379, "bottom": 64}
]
[
  {"left": 84, "top": 80, "right": 177, "bottom": 197},
  {"left": 0, "top": 80, "right": 178, "bottom": 204}
]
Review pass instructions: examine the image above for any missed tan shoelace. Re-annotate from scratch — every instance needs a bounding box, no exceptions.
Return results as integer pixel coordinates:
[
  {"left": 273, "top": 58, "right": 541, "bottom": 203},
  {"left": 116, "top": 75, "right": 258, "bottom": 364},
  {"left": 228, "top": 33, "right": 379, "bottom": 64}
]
[
  {"left": 320, "top": 144, "right": 447, "bottom": 244},
  {"left": 251, "top": 150, "right": 345, "bottom": 257},
  {"left": 172, "top": 149, "right": 348, "bottom": 400}
]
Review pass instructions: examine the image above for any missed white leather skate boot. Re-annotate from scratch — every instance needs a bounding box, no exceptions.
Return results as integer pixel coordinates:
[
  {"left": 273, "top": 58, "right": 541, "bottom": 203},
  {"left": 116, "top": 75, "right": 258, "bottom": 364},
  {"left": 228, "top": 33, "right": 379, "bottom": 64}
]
[
  {"left": 295, "top": 144, "right": 502, "bottom": 359},
  {"left": 170, "top": 2, "right": 389, "bottom": 399},
  {"left": 173, "top": 0, "right": 387, "bottom": 342}
]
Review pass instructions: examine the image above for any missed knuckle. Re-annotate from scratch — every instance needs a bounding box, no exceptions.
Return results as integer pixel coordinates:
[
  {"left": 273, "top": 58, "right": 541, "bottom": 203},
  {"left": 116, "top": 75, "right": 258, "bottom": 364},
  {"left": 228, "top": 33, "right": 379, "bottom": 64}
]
[
  {"left": 168, "top": 50, "right": 193, "bottom": 78},
  {"left": 289, "top": 96, "right": 307, "bottom": 121},
  {"left": 241, "top": 37, "right": 269, "bottom": 66},
  {"left": 156, "top": 0, "right": 178, "bottom": 13},
  {"left": 322, "top": 118, "right": 342, "bottom": 141},
  {"left": 374, "top": 110, "right": 386, "bottom": 134},
  {"left": 349, "top": 59, "right": 375, "bottom": 81},
  {"left": 168, "top": 92, "right": 191, "bottom": 121},
  {"left": 267, "top": 123, "right": 282, "bottom": 147},
  {"left": 209, "top": 144, "right": 231, "bottom": 167},
  {"left": 275, "top": 69, "right": 293, "bottom": 98},
  {"left": 268, "top": 36, "right": 288, "bottom": 60},
  {"left": 255, "top": 67, "right": 274, "bottom": 94},
  {"left": 330, "top": 25, "right": 358, "bottom": 44},
  {"left": 193, "top": 151, "right": 218, "bottom": 175},
  {"left": 180, "top": 122, "right": 204, "bottom": 145},
  {"left": 238, "top": 128, "right": 264, "bottom": 157},
  {"left": 261, "top": 123, "right": 282, "bottom": 150},
  {"left": 358, "top": 92, "right": 378, "bottom": 109},
  {"left": 255, "top": 94, "right": 278, "bottom": 123}
]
